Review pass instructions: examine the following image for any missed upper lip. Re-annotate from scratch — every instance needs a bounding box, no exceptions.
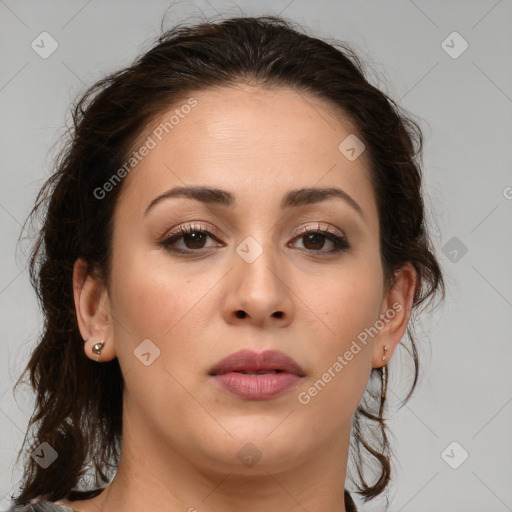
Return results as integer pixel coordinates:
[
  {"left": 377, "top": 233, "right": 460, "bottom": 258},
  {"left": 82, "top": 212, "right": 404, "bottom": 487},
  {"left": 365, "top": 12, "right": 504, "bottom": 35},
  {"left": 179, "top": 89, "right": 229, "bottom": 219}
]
[{"left": 209, "top": 349, "right": 305, "bottom": 376}]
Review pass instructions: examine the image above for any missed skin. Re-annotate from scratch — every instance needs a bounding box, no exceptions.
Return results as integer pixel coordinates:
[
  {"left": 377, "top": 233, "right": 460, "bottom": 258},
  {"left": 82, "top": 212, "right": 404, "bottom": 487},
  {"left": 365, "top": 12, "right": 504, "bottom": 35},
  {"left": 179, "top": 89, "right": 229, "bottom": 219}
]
[{"left": 69, "top": 84, "right": 416, "bottom": 512}]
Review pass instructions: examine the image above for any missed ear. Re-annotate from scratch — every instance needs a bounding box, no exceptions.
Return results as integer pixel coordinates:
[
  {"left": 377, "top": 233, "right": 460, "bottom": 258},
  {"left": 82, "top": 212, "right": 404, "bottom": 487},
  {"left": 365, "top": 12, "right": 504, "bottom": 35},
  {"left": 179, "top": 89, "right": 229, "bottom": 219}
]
[
  {"left": 73, "top": 257, "right": 117, "bottom": 362},
  {"left": 372, "top": 262, "right": 417, "bottom": 368}
]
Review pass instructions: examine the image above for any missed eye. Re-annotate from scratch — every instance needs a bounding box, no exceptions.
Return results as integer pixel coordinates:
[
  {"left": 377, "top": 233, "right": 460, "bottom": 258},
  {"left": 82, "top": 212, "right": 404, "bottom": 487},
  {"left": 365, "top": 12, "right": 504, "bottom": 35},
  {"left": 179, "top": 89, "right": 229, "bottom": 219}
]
[
  {"left": 290, "top": 224, "right": 350, "bottom": 254},
  {"left": 159, "top": 223, "right": 223, "bottom": 254},
  {"left": 159, "top": 222, "right": 350, "bottom": 256}
]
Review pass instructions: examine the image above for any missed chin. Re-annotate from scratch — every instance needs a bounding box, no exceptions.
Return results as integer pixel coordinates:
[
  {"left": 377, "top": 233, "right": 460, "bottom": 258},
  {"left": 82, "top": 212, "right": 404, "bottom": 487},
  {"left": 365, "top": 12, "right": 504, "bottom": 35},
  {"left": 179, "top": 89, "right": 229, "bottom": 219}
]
[{"left": 199, "top": 427, "right": 305, "bottom": 473}]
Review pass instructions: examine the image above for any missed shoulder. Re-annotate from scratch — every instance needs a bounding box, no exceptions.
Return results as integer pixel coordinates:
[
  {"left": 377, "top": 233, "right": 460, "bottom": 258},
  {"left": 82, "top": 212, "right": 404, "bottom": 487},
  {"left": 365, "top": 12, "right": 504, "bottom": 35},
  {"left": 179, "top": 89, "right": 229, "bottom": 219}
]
[
  {"left": 8, "top": 488, "right": 105, "bottom": 512},
  {"left": 7, "top": 503, "right": 78, "bottom": 512}
]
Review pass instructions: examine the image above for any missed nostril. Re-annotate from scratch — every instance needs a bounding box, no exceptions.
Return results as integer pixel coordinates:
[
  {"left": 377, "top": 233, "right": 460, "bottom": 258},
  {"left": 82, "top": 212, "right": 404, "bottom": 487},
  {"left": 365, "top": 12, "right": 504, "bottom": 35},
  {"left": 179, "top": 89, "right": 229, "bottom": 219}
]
[{"left": 234, "top": 310, "right": 283, "bottom": 319}]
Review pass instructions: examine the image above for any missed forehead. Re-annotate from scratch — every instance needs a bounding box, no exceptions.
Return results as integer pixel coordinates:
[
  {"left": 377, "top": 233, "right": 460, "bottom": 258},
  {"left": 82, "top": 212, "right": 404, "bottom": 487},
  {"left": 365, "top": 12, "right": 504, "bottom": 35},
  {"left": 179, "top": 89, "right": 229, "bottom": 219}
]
[
  {"left": 117, "top": 84, "right": 377, "bottom": 225},
  {"left": 155, "top": 83, "right": 363, "bottom": 160}
]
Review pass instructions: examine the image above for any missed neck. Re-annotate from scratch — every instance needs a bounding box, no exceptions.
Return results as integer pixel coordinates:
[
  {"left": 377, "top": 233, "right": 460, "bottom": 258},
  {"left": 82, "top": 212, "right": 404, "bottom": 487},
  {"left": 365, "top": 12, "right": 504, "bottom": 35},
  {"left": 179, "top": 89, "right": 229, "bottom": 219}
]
[{"left": 92, "top": 410, "right": 352, "bottom": 512}]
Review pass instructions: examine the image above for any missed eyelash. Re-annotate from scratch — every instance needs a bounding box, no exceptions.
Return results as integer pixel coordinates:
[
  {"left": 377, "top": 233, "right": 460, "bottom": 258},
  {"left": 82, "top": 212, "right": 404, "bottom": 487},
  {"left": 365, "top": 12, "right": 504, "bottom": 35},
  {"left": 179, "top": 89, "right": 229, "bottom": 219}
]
[{"left": 159, "top": 223, "right": 350, "bottom": 256}]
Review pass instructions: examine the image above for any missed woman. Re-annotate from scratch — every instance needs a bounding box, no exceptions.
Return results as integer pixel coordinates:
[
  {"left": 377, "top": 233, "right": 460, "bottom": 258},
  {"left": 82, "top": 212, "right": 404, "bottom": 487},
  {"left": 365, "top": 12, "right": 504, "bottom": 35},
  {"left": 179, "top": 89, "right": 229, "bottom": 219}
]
[{"left": 9, "top": 14, "right": 444, "bottom": 512}]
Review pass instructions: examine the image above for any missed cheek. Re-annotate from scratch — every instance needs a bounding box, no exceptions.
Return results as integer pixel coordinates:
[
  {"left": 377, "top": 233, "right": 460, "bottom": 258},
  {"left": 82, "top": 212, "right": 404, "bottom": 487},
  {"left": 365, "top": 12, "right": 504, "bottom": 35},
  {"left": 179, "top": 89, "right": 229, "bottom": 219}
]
[
  {"left": 108, "top": 246, "right": 221, "bottom": 366},
  {"left": 296, "top": 274, "right": 380, "bottom": 432},
  {"left": 107, "top": 250, "right": 204, "bottom": 410},
  {"left": 296, "top": 258, "right": 383, "bottom": 403},
  {"left": 301, "top": 256, "right": 384, "bottom": 343},
  {"left": 109, "top": 252, "right": 177, "bottom": 338},
  {"left": 329, "top": 278, "right": 382, "bottom": 335}
]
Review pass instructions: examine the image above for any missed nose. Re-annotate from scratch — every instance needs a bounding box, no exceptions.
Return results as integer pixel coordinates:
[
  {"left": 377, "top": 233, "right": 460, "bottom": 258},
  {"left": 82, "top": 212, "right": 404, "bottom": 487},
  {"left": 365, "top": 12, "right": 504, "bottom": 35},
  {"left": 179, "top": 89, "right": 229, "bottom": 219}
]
[{"left": 221, "top": 237, "right": 295, "bottom": 329}]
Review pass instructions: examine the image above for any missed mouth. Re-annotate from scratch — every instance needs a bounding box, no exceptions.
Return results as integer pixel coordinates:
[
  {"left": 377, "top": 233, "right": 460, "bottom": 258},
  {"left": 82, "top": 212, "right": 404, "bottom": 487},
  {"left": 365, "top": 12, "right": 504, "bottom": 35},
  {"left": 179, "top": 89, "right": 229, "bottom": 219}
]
[
  {"left": 233, "top": 370, "right": 281, "bottom": 374},
  {"left": 209, "top": 349, "right": 306, "bottom": 377},
  {"left": 208, "top": 349, "right": 305, "bottom": 400}
]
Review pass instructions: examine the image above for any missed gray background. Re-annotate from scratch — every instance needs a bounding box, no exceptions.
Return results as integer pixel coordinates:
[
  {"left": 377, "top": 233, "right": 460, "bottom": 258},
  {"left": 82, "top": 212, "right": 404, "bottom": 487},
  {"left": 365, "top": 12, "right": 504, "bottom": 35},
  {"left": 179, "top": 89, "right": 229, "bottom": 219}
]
[{"left": 1, "top": 1, "right": 511, "bottom": 511}]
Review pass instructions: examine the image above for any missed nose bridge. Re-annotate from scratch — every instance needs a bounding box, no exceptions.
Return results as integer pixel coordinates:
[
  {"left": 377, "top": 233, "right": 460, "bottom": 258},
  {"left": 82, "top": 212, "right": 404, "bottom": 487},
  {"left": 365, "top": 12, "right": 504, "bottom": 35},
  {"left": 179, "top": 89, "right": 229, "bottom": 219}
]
[
  {"left": 226, "top": 230, "right": 293, "bottom": 324},
  {"left": 234, "top": 232, "right": 280, "bottom": 292}
]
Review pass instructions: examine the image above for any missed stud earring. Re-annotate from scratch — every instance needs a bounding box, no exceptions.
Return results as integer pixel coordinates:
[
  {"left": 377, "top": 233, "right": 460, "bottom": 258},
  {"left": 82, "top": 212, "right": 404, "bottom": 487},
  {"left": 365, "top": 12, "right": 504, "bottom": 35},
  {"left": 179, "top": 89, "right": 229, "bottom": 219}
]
[
  {"left": 92, "top": 340, "right": 105, "bottom": 362},
  {"left": 382, "top": 345, "right": 389, "bottom": 362}
]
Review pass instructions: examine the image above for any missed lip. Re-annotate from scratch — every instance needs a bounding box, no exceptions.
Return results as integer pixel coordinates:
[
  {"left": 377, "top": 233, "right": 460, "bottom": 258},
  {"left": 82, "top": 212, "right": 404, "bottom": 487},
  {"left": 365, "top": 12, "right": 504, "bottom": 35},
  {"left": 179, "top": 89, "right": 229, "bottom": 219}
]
[{"left": 209, "top": 349, "right": 305, "bottom": 400}]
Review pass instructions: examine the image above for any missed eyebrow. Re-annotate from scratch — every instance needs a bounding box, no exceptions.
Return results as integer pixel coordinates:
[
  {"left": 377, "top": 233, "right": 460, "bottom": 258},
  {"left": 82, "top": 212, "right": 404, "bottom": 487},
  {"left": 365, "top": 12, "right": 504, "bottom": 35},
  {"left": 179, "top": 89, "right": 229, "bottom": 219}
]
[{"left": 143, "top": 185, "right": 365, "bottom": 219}]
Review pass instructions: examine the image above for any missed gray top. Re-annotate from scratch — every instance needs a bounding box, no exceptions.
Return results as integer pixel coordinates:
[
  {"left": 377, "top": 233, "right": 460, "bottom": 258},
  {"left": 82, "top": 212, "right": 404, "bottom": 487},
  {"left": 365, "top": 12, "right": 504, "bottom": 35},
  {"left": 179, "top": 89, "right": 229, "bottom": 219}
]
[
  {"left": 7, "top": 488, "right": 104, "bottom": 512},
  {"left": 9, "top": 505, "right": 79, "bottom": 512},
  {"left": 9, "top": 501, "right": 78, "bottom": 512}
]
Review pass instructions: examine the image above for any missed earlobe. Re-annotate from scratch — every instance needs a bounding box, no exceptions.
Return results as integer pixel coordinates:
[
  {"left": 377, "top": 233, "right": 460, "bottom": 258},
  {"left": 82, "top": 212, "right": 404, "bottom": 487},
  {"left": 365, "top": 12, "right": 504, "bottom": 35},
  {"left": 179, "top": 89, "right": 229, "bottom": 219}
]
[
  {"left": 372, "top": 262, "right": 417, "bottom": 368},
  {"left": 73, "top": 258, "right": 116, "bottom": 362}
]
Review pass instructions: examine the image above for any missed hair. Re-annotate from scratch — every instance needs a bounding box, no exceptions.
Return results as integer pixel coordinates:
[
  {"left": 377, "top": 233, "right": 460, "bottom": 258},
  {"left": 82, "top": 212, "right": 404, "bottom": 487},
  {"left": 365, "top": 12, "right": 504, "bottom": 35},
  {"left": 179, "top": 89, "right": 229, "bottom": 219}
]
[{"left": 11, "top": 13, "right": 445, "bottom": 508}]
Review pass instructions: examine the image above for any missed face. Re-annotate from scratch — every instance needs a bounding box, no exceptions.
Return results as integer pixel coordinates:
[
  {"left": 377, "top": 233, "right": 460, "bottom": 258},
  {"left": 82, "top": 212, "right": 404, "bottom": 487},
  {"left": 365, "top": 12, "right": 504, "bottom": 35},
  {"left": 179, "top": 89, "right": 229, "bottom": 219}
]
[{"left": 84, "top": 84, "right": 402, "bottom": 474}]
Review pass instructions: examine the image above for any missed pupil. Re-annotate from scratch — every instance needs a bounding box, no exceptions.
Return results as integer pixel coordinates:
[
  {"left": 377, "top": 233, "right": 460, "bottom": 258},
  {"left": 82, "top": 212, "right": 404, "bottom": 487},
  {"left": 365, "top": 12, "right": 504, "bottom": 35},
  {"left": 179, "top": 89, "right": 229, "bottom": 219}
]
[
  {"left": 186, "top": 232, "right": 205, "bottom": 248},
  {"left": 306, "top": 233, "right": 323, "bottom": 249}
]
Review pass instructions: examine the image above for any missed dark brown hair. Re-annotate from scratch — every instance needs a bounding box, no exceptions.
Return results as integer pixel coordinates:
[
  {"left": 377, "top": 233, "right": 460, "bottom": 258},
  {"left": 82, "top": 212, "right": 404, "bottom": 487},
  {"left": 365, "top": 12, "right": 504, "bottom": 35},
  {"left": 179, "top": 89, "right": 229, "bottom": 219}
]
[{"left": 11, "top": 14, "right": 445, "bottom": 508}]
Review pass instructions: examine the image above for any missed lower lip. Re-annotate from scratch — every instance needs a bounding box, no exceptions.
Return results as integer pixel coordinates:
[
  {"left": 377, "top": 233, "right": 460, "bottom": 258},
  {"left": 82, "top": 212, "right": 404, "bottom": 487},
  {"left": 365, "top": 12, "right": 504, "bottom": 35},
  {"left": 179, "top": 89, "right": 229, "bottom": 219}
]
[{"left": 211, "top": 372, "right": 302, "bottom": 399}]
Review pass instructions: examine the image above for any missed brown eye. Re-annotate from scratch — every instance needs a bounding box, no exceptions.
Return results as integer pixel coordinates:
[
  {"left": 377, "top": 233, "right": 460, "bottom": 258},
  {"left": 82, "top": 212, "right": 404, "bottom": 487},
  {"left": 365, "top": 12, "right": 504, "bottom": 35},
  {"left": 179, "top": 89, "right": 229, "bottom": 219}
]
[
  {"left": 302, "top": 232, "right": 327, "bottom": 250},
  {"left": 181, "top": 230, "right": 207, "bottom": 249},
  {"left": 291, "top": 227, "right": 350, "bottom": 254},
  {"left": 160, "top": 224, "right": 223, "bottom": 254}
]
